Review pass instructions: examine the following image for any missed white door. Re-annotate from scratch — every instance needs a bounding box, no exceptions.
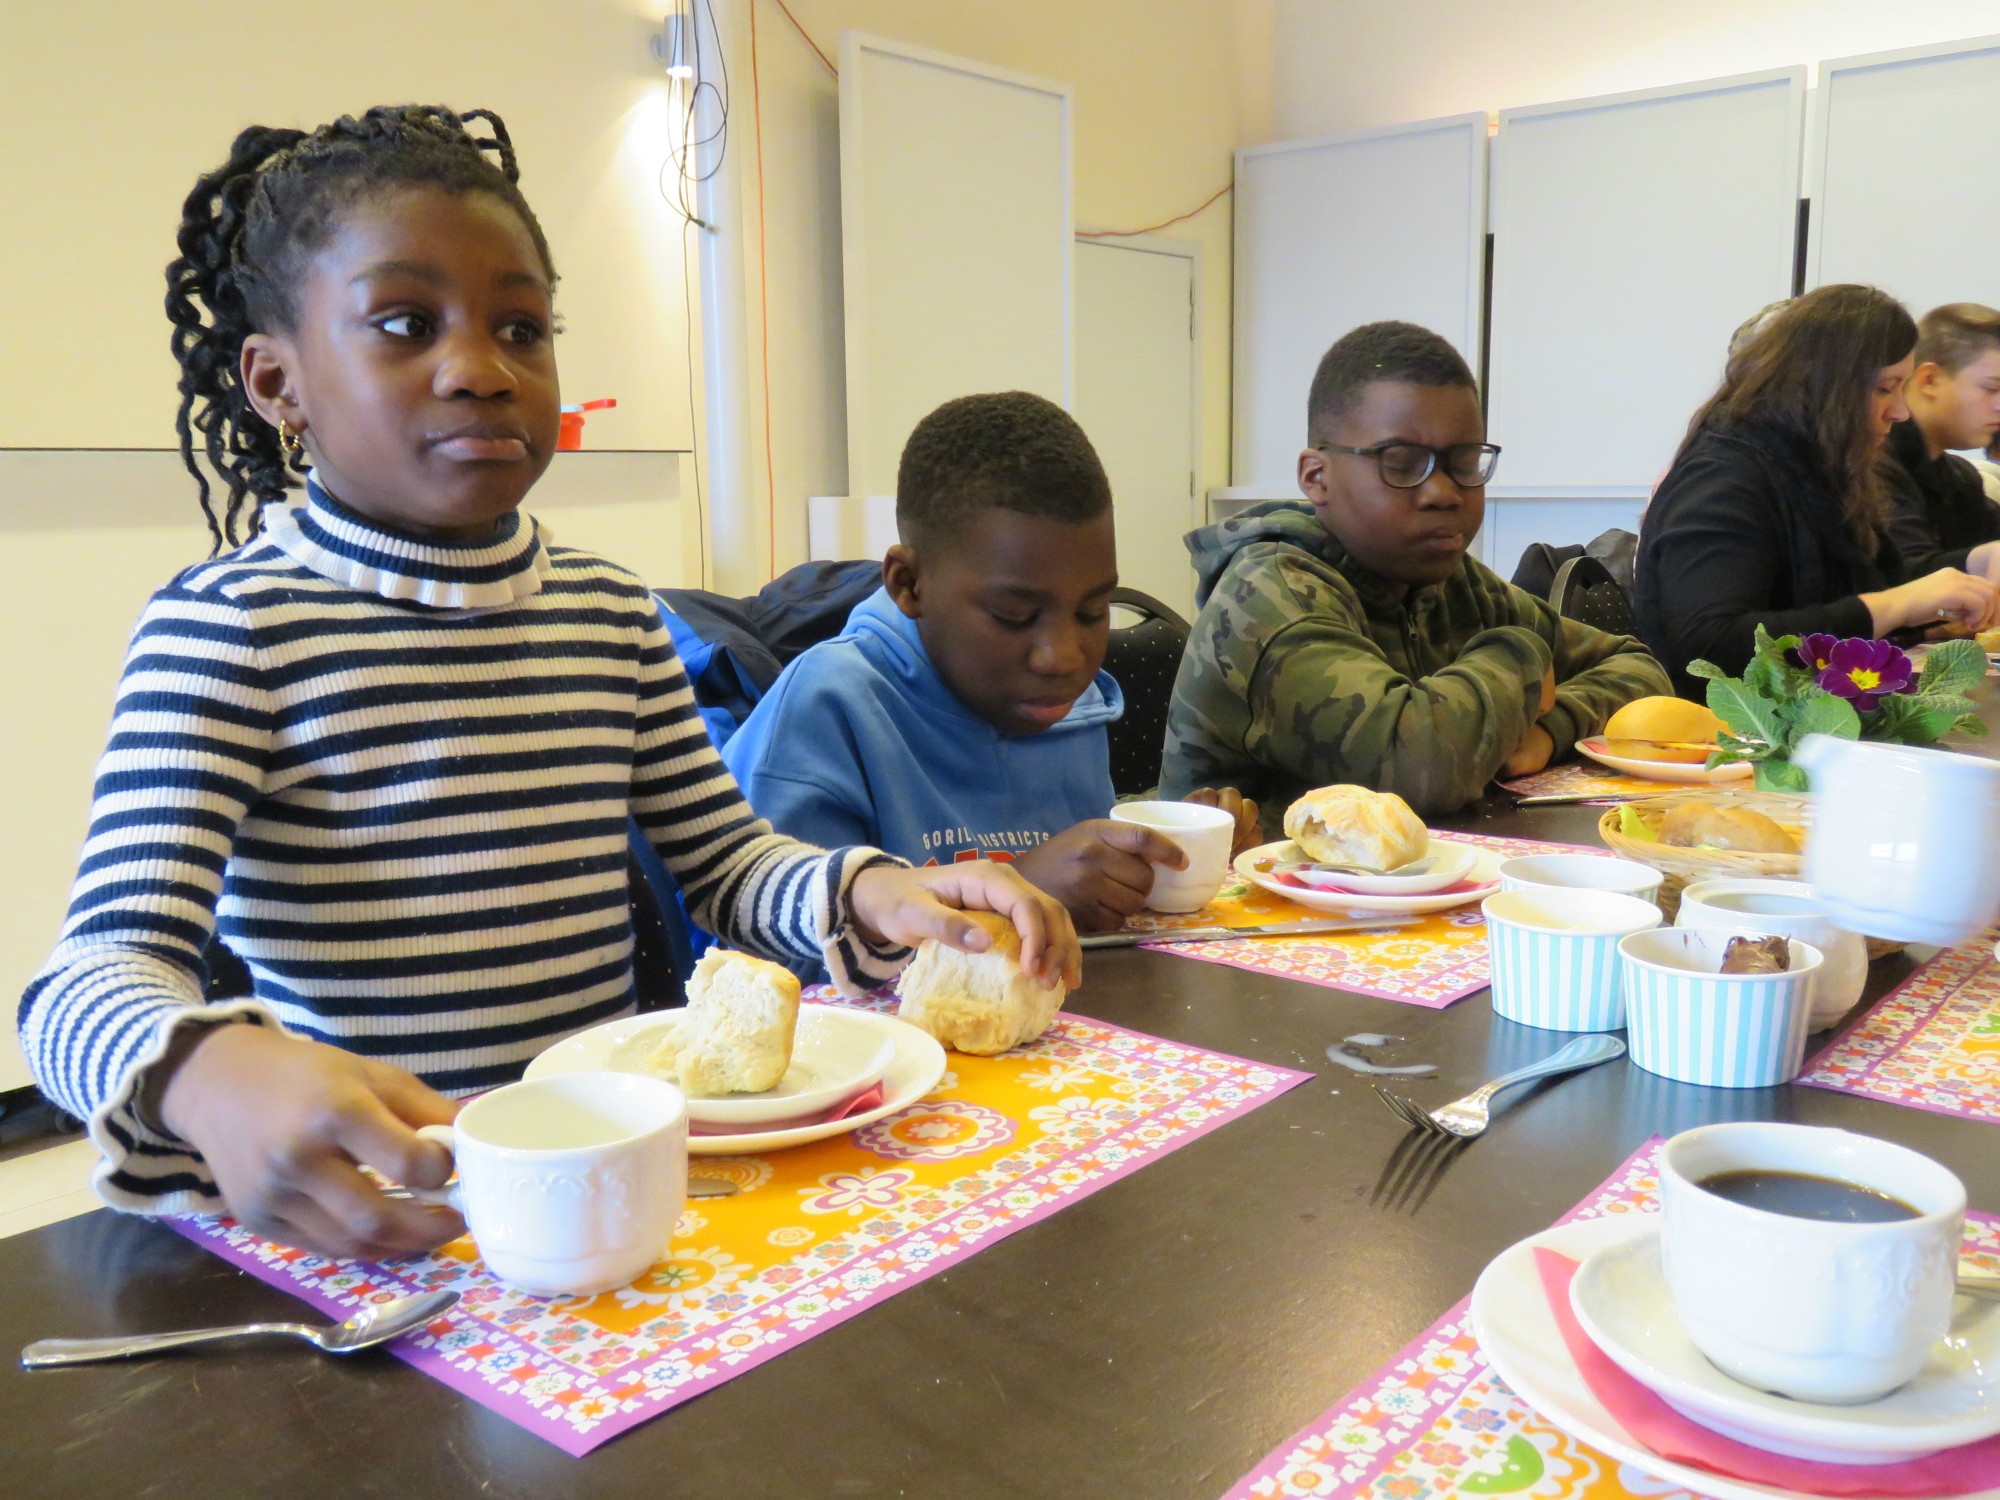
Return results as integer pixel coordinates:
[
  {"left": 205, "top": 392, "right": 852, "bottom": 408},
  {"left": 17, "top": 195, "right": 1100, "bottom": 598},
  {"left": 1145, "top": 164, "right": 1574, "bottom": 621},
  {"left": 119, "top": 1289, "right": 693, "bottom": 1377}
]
[{"left": 1074, "top": 237, "right": 1200, "bottom": 618}]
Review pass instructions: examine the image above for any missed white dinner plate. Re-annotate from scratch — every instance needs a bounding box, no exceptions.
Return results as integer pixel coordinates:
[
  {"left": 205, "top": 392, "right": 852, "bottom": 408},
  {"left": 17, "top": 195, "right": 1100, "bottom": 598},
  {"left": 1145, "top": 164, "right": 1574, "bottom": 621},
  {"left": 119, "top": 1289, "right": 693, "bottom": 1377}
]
[
  {"left": 525, "top": 1007, "right": 946, "bottom": 1156},
  {"left": 1570, "top": 1217, "right": 2000, "bottom": 1465},
  {"left": 1265, "top": 840, "right": 1479, "bottom": 896},
  {"left": 1469, "top": 1215, "right": 2000, "bottom": 1500},
  {"left": 583, "top": 1005, "right": 897, "bottom": 1127},
  {"left": 1235, "top": 839, "right": 1500, "bottom": 917},
  {"left": 1577, "top": 738, "right": 1754, "bottom": 784}
]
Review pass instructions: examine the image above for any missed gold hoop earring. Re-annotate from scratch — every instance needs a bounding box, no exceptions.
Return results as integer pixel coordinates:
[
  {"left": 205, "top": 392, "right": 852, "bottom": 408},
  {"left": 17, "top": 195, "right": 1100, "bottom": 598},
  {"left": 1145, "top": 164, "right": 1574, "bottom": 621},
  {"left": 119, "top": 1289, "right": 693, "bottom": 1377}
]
[{"left": 276, "top": 418, "right": 303, "bottom": 464}]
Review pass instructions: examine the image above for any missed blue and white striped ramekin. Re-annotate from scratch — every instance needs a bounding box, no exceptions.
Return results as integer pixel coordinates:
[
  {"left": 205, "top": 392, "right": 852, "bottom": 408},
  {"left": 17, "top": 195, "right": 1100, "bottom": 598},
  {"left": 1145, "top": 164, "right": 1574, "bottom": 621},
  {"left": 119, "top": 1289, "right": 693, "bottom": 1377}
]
[
  {"left": 1618, "top": 928, "right": 1823, "bottom": 1088},
  {"left": 1483, "top": 889, "right": 1663, "bottom": 1031}
]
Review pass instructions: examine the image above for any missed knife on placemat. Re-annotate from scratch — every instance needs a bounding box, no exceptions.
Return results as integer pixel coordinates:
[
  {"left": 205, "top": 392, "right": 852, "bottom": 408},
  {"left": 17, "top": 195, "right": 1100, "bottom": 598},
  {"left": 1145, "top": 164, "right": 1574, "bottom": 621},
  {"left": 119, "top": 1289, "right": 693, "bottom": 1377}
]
[{"left": 1081, "top": 915, "right": 1417, "bottom": 949}]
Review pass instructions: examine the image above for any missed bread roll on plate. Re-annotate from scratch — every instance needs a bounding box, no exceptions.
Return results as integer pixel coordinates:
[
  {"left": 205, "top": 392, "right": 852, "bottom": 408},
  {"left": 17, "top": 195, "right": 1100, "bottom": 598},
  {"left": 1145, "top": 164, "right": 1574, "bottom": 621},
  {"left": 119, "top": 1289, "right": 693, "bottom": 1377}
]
[
  {"left": 1283, "top": 785, "right": 1429, "bottom": 873},
  {"left": 1658, "top": 803, "right": 1798, "bottom": 854},
  {"left": 898, "top": 911, "right": 1068, "bottom": 1056},
  {"left": 645, "top": 949, "right": 800, "bottom": 1096}
]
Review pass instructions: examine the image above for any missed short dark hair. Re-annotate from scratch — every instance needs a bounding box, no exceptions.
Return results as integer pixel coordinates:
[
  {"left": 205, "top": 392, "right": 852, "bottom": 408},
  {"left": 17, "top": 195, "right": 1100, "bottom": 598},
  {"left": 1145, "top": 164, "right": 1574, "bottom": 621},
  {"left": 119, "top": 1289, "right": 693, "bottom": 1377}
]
[
  {"left": 1307, "top": 321, "right": 1477, "bottom": 437},
  {"left": 1915, "top": 302, "right": 2000, "bottom": 374},
  {"left": 895, "top": 391, "right": 1111, "bottom": 549}
]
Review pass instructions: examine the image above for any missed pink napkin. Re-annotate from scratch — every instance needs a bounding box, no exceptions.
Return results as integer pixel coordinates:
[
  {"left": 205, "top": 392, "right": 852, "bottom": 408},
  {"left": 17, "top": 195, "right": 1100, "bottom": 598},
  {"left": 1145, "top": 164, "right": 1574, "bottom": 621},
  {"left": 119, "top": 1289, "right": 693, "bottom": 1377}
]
[
  {"left": 688, "top": 1082, "right": 887, "bottom": 1139},
  {"left": 1533, "top": 1248, "right": 2000, "bottom": 1496}
]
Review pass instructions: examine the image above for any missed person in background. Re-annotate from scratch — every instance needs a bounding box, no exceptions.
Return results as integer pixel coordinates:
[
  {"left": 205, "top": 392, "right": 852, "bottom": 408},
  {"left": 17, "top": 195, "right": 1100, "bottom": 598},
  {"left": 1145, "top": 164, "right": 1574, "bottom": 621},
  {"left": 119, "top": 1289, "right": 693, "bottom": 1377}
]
[
  {"left": 1159, "top": 321, "right": 1671, "bottom": 821},
  {"left": 1882, "top": 303, "right": 2000, "bottom": 560},
  {"left": 725, "top": 392, "right": 1258, "bottom": 943},
  {"left": 1976, "top": 433, "right": 2000, "bottom": 507},
  {"left": 20, "top": 106, "right": 1075, "bottom": 1263},
  {"left": 1634, "top": 284, "right": 2000, "bottom": 697}
]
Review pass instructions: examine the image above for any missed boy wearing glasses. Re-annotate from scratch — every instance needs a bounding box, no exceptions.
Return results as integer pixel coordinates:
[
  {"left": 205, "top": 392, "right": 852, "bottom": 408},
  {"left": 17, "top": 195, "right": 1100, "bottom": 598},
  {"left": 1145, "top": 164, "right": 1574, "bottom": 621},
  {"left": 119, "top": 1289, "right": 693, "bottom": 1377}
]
[{"left": 1160, "top": 322, "right": 1670, "bottom": 819}]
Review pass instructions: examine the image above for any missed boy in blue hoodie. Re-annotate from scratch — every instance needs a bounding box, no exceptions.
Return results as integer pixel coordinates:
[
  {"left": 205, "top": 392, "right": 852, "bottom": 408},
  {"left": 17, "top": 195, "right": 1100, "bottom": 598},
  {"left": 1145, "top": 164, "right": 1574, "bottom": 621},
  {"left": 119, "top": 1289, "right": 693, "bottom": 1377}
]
[{"left": 726, "top": 392, "right": 1253, "bottom": 934}]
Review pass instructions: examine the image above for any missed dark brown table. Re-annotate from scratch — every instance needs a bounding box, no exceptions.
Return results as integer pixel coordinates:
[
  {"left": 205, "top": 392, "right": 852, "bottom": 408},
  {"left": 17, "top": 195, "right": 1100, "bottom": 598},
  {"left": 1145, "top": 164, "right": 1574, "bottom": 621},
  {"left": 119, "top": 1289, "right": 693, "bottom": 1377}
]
[{"left": 5, "top": 797, "right": 1993, "bottom": 1499}]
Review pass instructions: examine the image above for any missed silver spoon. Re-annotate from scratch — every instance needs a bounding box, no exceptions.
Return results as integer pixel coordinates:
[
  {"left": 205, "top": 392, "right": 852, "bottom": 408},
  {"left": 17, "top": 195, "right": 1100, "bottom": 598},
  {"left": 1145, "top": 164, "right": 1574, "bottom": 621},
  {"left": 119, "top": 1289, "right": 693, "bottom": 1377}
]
[{"left": 21, "top": 1288, "right": 459, "bottom": 1369}]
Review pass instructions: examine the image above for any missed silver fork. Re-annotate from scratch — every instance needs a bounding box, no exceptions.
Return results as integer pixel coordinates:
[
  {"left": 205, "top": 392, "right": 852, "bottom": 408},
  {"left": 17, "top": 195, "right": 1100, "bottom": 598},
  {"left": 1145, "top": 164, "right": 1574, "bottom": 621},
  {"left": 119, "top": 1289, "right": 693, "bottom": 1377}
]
[{"left": 1373, "top": 1034, "right": 1626, "bottom": 1139}]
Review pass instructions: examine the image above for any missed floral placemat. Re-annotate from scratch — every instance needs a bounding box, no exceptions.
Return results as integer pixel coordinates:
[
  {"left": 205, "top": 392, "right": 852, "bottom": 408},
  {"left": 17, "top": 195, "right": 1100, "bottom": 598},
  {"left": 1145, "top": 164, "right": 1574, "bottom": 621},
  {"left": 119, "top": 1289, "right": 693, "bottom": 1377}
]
[
  {"left": 1799, "top": 938, "right": 2000, "bottom": 1123},
  {"left": 169, "top": 1000, "right": 1309, "bottom": 1455},
  {"left": 1126, "top": 833, "right": 1607, "bottom": 1008},
  {"left": 1494, "top": 761, "right": 1666, "bottom": 803},
  {"left": 1224, "top": 1139, "right": 2000, "bottom": 1499}
]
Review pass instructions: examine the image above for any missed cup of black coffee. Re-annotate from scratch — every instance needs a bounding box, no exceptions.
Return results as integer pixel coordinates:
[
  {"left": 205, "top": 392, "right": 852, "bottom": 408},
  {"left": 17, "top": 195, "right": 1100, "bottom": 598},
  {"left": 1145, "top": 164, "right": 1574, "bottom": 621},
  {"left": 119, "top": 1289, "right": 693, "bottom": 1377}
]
[{"left": 1659, "top": 1122, "right": 1965, "bottom": 1404}]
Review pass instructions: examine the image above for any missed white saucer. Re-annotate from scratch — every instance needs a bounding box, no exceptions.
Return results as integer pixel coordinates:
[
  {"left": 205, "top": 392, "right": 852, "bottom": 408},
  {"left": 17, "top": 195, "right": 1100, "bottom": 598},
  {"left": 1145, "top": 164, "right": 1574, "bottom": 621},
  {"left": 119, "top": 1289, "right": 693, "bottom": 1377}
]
[
  {"left": 1570, "top": 1217, "right": 2000, "bottom": 1465},
  {"left": 1577, "top": 738, "right": 1754, "bottom": 784},
  {"left": 594, "top": 1005, "right": 896, "bottom": 1127},
  {"left": 1267, "top": 840, "right": 1479, "bottom": 896},
  {"left": 1470, "top": 1215, "right": 2000, "bottom": 1500},
  {"left": 525, "top": 1007, "right": 945, "bottom": 1155},
  {"left": 1235, "top": 839, "right": 1500, "bottom": 917}
]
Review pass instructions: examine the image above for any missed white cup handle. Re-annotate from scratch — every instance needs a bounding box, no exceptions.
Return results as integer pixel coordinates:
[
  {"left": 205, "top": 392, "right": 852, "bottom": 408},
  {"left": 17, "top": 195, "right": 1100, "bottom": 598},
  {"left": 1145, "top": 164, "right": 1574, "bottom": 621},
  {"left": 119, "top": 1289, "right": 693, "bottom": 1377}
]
[{"left": 400, "top": 1123, "right": 461, "bottom": 1210}]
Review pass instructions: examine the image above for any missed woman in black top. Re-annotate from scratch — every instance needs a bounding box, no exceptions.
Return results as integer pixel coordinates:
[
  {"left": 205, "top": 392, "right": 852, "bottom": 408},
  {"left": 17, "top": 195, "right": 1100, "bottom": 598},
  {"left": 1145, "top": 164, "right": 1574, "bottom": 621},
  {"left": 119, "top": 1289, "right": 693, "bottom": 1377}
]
[{"left": 1635, "top": 284, "right": 2000, "bottom": 698}]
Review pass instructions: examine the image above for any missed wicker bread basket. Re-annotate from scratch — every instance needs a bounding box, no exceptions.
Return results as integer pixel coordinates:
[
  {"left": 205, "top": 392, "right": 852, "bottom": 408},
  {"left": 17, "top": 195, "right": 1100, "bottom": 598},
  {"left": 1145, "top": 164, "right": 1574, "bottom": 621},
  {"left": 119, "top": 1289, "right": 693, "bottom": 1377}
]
[{"left": 1596, "top": 789, "right": 1808, "bottom": 922}]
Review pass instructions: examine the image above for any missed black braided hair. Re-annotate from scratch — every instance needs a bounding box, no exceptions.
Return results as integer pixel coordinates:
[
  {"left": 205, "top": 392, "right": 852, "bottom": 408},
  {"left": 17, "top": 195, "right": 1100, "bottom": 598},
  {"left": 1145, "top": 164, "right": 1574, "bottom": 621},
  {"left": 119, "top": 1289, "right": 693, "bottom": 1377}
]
[{"left": 165, "top": 105, "right": 557, "bottom": 552}]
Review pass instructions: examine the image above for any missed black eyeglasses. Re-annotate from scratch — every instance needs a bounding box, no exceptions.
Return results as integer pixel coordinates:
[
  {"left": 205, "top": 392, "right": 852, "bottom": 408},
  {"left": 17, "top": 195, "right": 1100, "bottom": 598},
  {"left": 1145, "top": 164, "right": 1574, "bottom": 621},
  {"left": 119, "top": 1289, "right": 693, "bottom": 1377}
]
[{"left": 1314, "top": 440, "right": 1502, "bottom": 489}]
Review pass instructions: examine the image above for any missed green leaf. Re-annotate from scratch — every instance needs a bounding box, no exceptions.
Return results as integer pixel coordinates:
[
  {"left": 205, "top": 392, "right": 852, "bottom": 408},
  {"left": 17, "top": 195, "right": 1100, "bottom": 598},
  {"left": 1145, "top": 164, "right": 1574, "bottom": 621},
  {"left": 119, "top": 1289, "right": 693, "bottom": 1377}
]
[
  {"left": 1705, "top": 676, "right": 1785, "bottom": 749},
  {"left": 1755, "top": 757, "right": 1810, "bottom": 793},
  {"left": 1917, "top": 638, "right": 1985, "bottom": 696},
  {"left": 1956, "top": 715, "right": 1990, "bottom": 739},
  {"left": 1685, "top": 658, "right": 1728, "bottom": 682},
  {"left": 1785, "top": 690, "right": 1862, "bottom": 742},
  {"left": 1743, "top": 650, "right": 1794, "bottom": 703}
]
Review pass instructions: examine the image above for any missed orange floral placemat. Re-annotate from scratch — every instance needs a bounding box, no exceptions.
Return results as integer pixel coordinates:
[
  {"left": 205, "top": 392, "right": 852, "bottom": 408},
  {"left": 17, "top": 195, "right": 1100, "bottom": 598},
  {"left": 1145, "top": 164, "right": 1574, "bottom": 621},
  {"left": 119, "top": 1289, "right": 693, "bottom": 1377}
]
[
  {"left": 1124, "top": 832, "right": 1606, "bottom": 1008},
  {"left": 1800, "top": 938, "right": 2000, "bottom": 1123},
  {"left": 1495, "top": 761, "right": 1664, "bottom": 802},
  {"left": 170, "top": 996, "right": 1308, "bottom": 1454}
]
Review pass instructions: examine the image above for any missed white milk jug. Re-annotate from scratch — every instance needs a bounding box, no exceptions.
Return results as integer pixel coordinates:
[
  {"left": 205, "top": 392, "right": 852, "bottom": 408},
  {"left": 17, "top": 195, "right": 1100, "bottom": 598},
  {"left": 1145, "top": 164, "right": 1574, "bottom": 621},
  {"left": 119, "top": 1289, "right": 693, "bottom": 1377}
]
[{"left": 1792, "top": 733, "right": 2000, "bottom": 946}]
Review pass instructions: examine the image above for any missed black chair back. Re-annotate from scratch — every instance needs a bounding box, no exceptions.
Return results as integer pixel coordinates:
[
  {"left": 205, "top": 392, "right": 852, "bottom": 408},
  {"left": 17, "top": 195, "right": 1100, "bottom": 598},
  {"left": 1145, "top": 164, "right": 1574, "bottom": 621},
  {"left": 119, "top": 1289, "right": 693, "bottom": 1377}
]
[
  {"left": 1549, "top": 554, "right": 1640, "bottom": 637},
  {"left": 1102, "top": 587, "right": 1192, "bottom": 797}
]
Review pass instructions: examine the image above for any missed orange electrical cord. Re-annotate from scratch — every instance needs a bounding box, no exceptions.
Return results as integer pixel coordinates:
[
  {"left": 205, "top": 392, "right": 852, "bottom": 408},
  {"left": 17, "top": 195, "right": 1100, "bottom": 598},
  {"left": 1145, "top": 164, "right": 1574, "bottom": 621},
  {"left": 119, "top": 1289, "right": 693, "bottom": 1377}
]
[
  {"left": 750, "top": 0, "right": 777, "bottom": 578},
  {"left": 1077, "top": 181, "right": 1233, "bottom": 238},
  {"left": 772, "top": 0, "right": 836, "bottom": 73}
]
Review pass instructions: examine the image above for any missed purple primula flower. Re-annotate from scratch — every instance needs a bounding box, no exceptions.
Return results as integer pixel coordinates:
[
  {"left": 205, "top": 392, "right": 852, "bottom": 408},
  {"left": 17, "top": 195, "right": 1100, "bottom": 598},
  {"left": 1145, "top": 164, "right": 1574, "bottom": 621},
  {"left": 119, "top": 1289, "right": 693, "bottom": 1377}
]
[
  {"left": 1789, "top": 632, "right": 1842, "bottom": 674},
  {"left": 1814, "top": 637, "right": 1913, "bottom": 712}
]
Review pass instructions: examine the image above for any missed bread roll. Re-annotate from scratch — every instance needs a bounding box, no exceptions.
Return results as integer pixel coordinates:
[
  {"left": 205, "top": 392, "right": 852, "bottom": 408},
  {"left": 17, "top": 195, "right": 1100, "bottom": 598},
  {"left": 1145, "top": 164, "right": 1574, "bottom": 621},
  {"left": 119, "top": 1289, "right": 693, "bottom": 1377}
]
[
  {"left": 1658, "top": 803, "right": 1799, "bottom": 854},
  {"left": 1603, "top": 697, "right": 1725, "bottom": 747},
  {"left": 897, "top": 911, "right": 1068, "bottom": 1056},
  {"left": 646, "top": 949, "right": 800, "bottom": 1096},
  {"left": 1283, "top": 785, "right": 1429, "bottom": 872}
]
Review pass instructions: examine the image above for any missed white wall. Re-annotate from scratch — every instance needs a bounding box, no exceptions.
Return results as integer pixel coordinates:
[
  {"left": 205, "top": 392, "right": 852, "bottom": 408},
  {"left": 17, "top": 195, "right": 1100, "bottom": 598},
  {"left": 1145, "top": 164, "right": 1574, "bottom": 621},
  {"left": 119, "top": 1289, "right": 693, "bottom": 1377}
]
[{"left": 1273, "top": 0, "right": 2000, "bottom": 139}]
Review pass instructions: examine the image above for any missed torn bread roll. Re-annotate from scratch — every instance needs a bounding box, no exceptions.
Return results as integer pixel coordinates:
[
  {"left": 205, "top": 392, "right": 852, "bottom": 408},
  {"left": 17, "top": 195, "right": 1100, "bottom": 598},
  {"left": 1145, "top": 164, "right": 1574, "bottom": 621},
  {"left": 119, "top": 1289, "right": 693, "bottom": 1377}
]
[
  {"left": 646, "top": 949, "right": 800, "bottom": 1096},
  {"left": 1283, "top": 785, "right": 1429, "bottom": 872},
  {"left": 1658, "top": 803, "right": 1798, "bottom": 855},
  {"left": 897, "top": 911, "right": 1069, "bottom": 1056}
]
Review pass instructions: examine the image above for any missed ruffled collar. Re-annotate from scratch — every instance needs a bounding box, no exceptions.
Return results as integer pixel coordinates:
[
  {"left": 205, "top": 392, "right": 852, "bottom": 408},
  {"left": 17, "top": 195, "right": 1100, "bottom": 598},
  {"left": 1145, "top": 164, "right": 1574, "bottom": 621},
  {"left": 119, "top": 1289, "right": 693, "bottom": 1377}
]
[{"left": 260, "top": 477, "right": 552, "bottom": 609}]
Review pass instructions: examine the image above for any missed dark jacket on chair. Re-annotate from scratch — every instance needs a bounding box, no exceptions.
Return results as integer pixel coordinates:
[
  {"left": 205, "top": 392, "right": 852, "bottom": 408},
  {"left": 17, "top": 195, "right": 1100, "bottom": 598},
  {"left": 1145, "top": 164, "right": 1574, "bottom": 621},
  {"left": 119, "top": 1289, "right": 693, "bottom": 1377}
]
[
  {"left": 1881, "top": 417, "right": 2000, "bottom": 563},
  {"left": 1633, "top": 415, "right": 1968, "bottom": 698}
]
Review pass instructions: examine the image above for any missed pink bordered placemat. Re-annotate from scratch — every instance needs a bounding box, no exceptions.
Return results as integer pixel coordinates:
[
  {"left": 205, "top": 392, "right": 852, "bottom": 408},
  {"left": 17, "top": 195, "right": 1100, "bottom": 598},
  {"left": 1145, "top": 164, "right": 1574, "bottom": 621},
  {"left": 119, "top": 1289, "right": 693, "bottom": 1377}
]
[
  {"left": 1799, "top": 939, "right": 2000, "bottom": 1124},
  {"left": 1223, "top": 1139, "right": 2000, "bottom": 1500},
  {"left": 1495, "top": 761, "right": 1666, "bottom": 803},
  {"left": 168, "top": 997, "right": 1308, "bottom": 1455},
  {"left": 1125, "top": 832, "right": 1609, "bottom": 1009}
]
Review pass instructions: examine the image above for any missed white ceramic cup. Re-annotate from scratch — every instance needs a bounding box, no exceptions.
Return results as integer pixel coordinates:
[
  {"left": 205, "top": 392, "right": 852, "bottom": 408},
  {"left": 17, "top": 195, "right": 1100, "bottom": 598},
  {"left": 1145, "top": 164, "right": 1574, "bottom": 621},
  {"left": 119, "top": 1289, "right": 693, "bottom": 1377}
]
[
  {"left": 413, "top": 1071, "right": 687, "bottom": 1298},
  {"left": 1659, "top": 1122, "right": 1966, "bottom": 1405},
  {"left": 1677, "top": 878, "right": 1868, "bottom": 1032},
  {"left": 1110, "top": 800, "right": 1235, "bottom": 913},
  {"left": 1793, "top": 733, "right": 2000, "bottom": 946},
  {"left": 1482, "top": 887, "right": 1662, "bottom": 1031},
  {"left": 1497, "top": 853, "right": 1663, "bottom": 903}
]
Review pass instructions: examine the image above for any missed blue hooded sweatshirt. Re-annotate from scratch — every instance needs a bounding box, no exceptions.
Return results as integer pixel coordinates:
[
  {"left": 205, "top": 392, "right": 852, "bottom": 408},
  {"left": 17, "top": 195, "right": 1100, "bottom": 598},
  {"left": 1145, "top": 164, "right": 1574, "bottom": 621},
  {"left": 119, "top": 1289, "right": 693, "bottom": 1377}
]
[{"left": 723, "top": 587, "right": 1123, "bottom": 868}]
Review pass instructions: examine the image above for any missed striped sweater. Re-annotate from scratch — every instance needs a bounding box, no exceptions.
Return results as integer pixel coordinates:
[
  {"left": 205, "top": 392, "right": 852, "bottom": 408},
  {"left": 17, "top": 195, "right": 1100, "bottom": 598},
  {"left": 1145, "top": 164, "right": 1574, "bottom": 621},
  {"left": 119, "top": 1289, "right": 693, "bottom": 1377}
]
[{"left": 21, "top": 482, "right": 907, "bottom": 1214}]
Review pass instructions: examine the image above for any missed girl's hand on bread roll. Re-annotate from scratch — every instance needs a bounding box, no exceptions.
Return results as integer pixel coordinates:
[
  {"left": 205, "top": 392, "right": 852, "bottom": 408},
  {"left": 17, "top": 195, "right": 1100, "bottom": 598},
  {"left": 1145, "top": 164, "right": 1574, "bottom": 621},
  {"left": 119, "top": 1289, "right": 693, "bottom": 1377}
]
[
  {"left": 1179, "top": 786, "right": 1263, "bottom": 858},
  {"left": 849, "top": 862, "right": 1083, "bottom": 990},
  {"left": 1014, "top": 821, "right": 1188, "bottom": 934},
  {"left": 1862, "top": 568, "right": 2000, "bottom": 635},
  {"left": 155, "top": 1025, "right": 464, "bottom": 1261}
]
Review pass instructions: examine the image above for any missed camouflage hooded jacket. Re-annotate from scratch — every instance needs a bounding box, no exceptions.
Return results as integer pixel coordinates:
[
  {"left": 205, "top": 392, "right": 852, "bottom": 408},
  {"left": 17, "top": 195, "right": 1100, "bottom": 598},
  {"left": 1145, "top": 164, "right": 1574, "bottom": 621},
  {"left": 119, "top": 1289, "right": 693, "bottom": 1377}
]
[{"left": 1158, "top": 502, "right": 1671, "bottom": 819}]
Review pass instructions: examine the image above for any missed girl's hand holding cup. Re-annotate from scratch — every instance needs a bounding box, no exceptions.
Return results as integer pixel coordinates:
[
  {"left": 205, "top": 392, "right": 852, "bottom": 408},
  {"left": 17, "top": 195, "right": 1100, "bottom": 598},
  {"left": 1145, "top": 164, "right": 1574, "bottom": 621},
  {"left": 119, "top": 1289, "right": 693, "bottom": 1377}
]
[{"left": 157, "top": 1024, "right": 464, "bottom": 1260}]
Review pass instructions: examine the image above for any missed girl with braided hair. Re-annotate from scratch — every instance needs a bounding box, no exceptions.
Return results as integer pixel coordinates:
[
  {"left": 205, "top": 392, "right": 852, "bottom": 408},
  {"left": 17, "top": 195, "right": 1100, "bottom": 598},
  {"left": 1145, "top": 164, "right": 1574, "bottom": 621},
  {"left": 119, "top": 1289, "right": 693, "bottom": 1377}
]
[{"left": 23, "top": 105, "right": 1077, "bottom": 1261}]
